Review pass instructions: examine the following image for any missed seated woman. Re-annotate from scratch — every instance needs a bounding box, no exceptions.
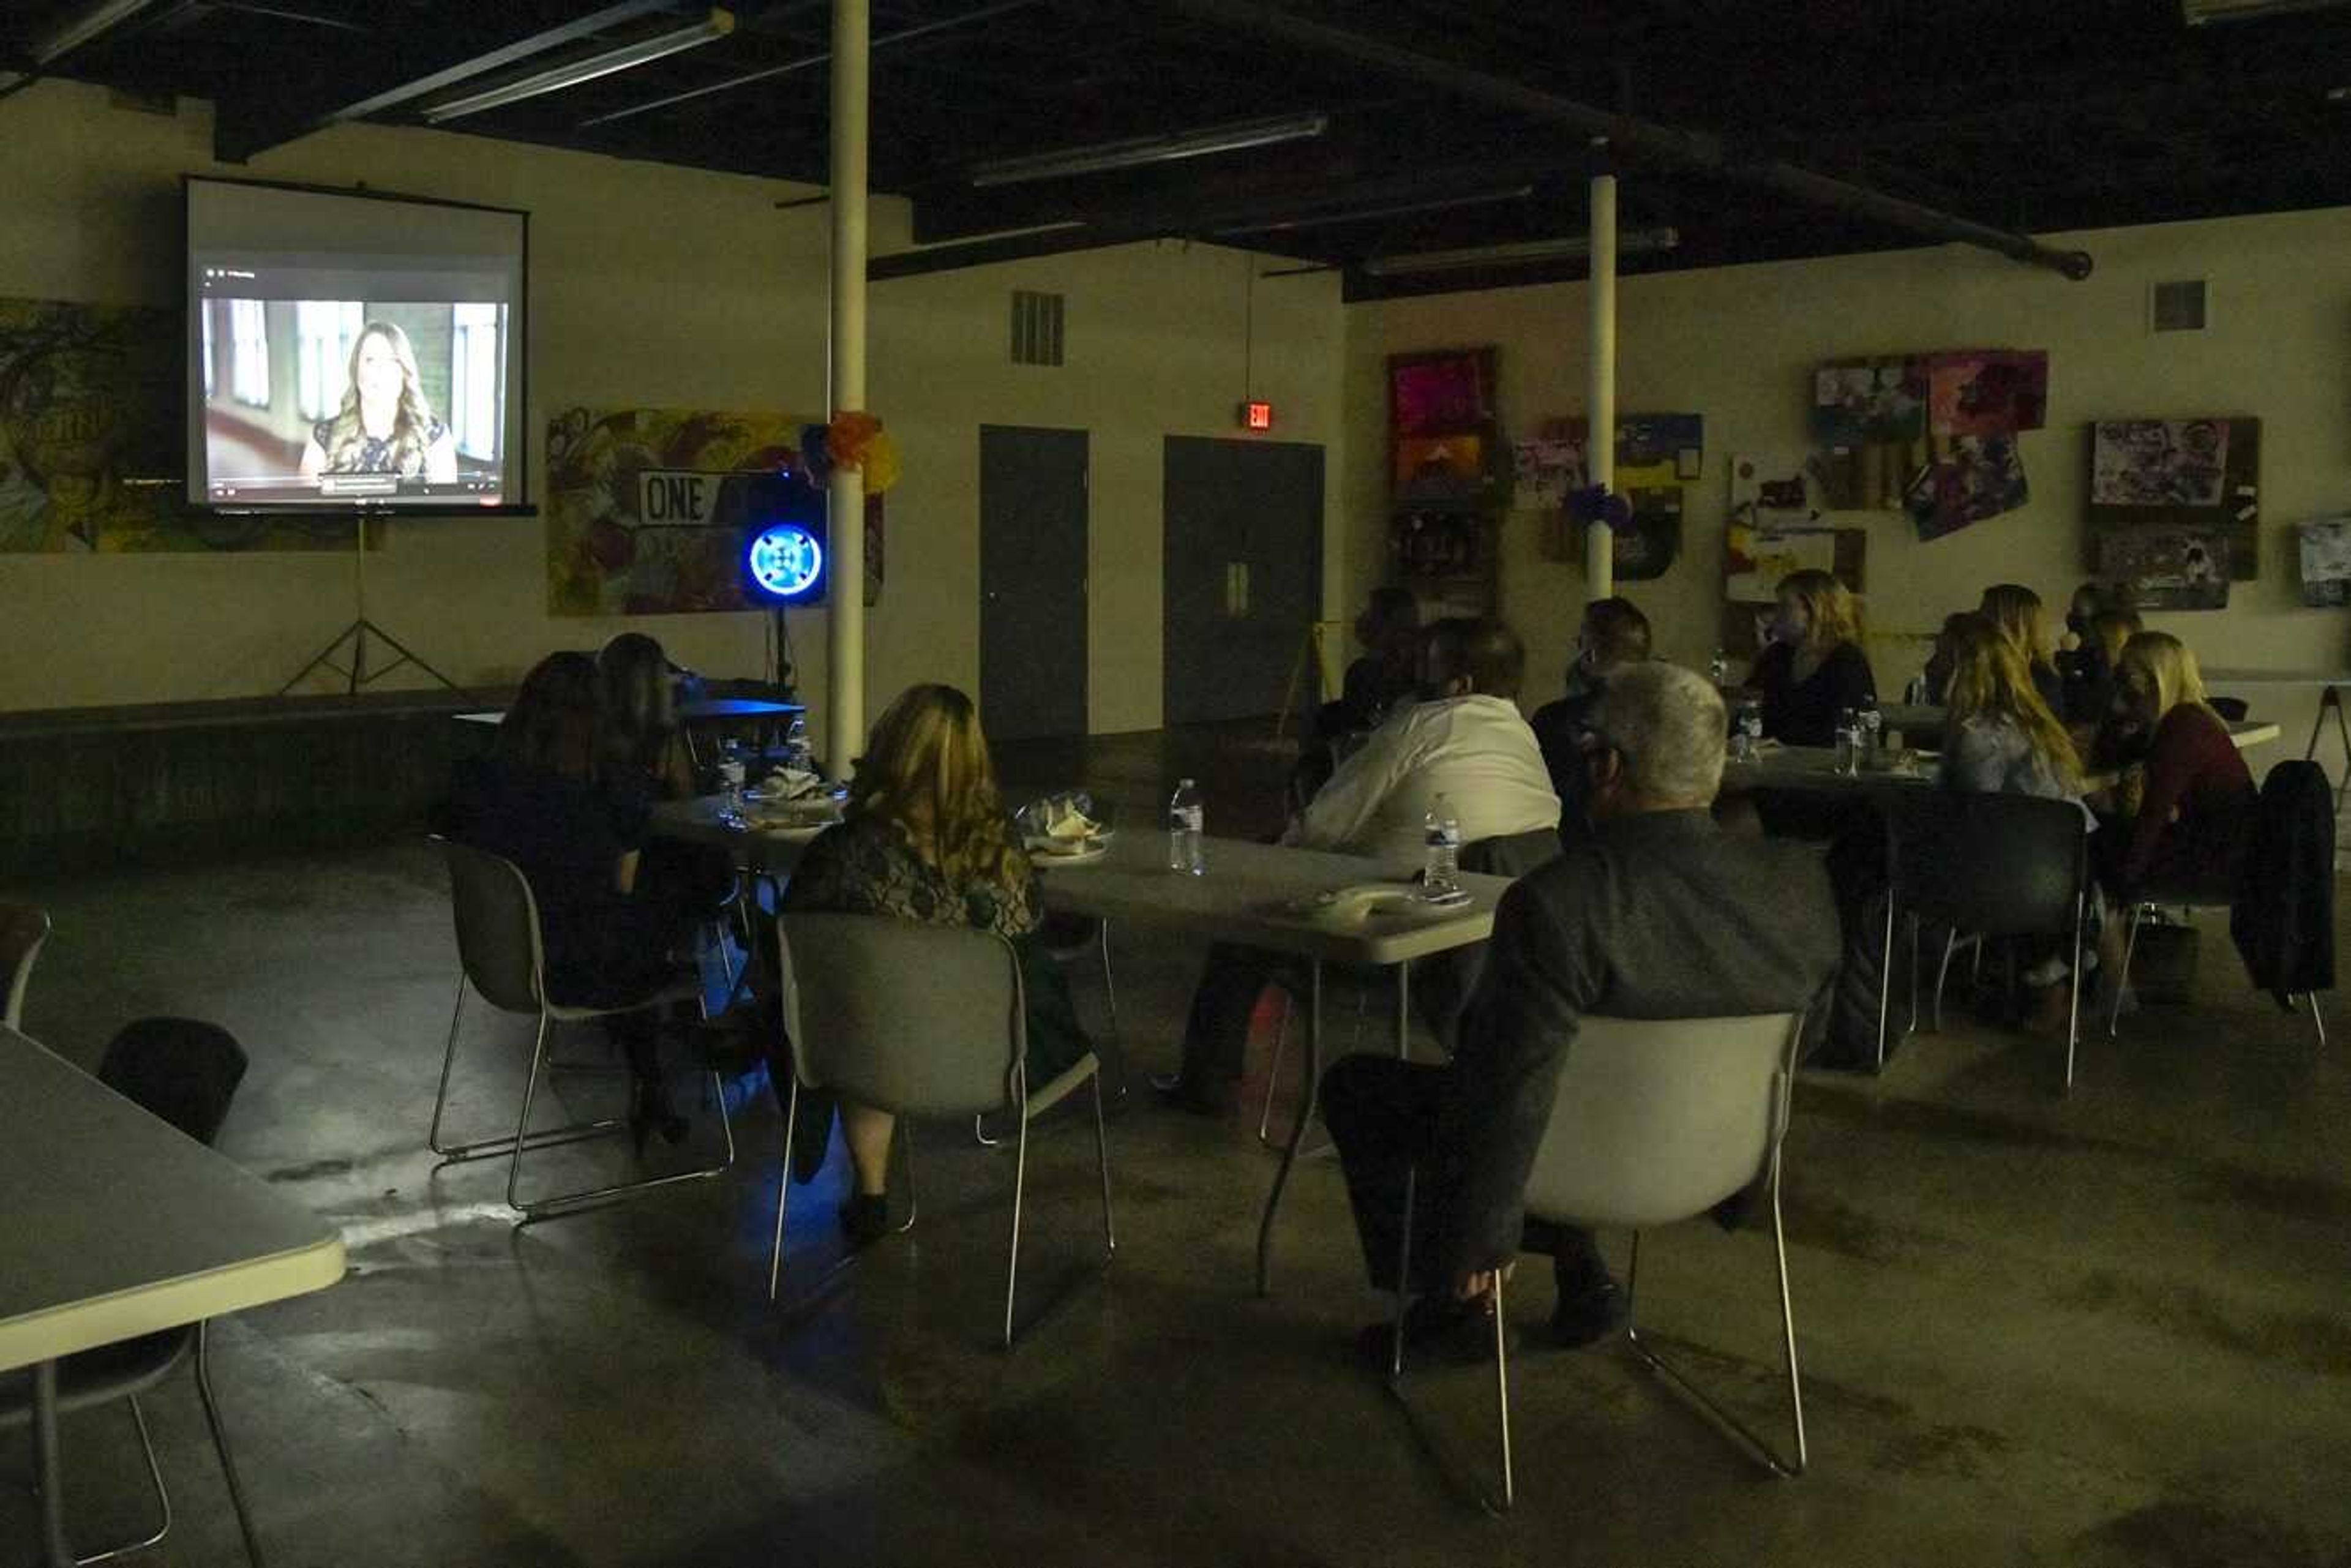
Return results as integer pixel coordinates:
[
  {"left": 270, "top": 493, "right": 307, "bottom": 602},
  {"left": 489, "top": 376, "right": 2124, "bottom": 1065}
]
[
  {"left": 1937, "top": 614, "right": 2091, "bottom": 1031},
  {"left": 778, "top": 684, "right": 1092, "bottom": 1244},
  {"left": 437, "top": 652, "right": 706, "bottom": 1149},
  {"left": 2077, "top": 607, "right": 2145, "bottom": 746},
  {"left": 2097, "top": 632, "right": 2256, "bottom": 903},
  {"left": 2055, "top": 581, "right": 2128, "bottom": 722},
  {"left": 1916, "top": 612, "right": 1975, "bottom": 706},
  {"left": 1752, "top": 568, "right": 1875, "bottom": 746},
  {"left": 1979, "top": 583, "right": 2066, "bottom": 718},
  {"left": 1295, "top": 587, "right": 1422, "bottom": 809},
  {"left": 599, "top": 632, "right": 736, "bottom": 920}
]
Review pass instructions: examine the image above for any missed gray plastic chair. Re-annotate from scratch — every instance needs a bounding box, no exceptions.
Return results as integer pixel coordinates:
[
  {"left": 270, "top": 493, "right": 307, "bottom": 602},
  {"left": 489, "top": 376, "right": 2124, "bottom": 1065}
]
[
  {"left": 2, "top": 901, "right": 50, "bottom": 1032},
  {"left": 429, "top": 841, "right": 733, "bottom": 1218},
  {"left": 770, "top": 912, "right": 1116, "bottom": 1348},
  {"left": 1390, "top": 1011, "right": 1810, "bottom": 1512},
  {"left": 0, "top": 1019, "right": 264, "bottom": 1566}
]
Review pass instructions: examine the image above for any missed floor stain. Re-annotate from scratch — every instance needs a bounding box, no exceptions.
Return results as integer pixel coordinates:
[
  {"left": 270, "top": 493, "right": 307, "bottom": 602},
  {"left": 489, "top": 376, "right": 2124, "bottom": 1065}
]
[
  {"left": 1873, "top": 1420, "right": 2011, "bottom": 1480},
  {"left": 2077, "top": 1498, "right": 2351, "bottom": 1568},
  {"left": 2054, "top": 1270, "right": 2351, "bottom": 1378}
]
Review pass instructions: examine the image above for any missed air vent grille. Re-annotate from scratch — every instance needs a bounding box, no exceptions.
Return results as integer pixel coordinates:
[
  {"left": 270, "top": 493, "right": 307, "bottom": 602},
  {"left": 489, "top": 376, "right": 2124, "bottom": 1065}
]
[
  {"left": 1010, "top": 290, "right": 1065, "bottom": 366},
  {"left": 2153, "top": 279, "right": 2208, "bottom": 333}
]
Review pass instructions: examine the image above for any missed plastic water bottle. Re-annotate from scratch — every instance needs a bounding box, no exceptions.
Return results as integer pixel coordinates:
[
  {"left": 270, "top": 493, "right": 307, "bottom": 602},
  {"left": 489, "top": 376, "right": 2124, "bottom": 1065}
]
[
  {"left": 1859, "top": 698, "right": 1884, "bottom": 767},
  {"left": 1833, "top": 708, "right": 1859, "bottom": 776},
  {"left": 1422, "top": 793, "right": 1462, "bottom": 898},
  {"left": 1732, "top": 699, "right": 1762, "bottom": 763},
  {"left": 1168, "top": 778, "right": 1205, "bottom": 876},
  {"left": 1709, "top": 648, "right": 1730, "bottom": 688},
  {"left": 718, "top": 737, "right": 748, "bottom": 812}
]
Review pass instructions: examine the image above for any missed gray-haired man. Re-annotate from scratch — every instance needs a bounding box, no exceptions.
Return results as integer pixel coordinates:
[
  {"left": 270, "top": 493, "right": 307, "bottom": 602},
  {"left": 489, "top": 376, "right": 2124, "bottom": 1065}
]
[{"left": 1321, "top": 662, "right": 1841, "bottom": 1359}]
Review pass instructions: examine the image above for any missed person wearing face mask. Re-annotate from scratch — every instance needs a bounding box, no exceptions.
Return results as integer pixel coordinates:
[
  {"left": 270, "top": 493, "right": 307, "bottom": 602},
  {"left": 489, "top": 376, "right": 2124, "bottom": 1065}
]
[
  {"left": 1158, "top": 618, "right": 1559, "bottom": 1113},
  {"left": 1750, "top": 569, "right": 1875, "bottom": 746},
  {"left": 1531, "top": 598, "right": 1651, "bottom": 837}
]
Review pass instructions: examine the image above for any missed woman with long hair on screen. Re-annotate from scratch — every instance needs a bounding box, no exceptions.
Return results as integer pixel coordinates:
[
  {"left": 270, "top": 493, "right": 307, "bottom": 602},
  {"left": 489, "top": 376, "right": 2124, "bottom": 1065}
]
[{"left": 298, "top": 320, "right": 459, "bottom": 482}]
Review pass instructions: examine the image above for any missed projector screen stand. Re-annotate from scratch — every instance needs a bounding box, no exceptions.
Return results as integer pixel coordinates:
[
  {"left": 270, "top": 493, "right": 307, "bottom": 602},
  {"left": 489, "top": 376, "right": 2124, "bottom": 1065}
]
[{"left": 277, "top": 517, "right": 472, "bottom": 699}]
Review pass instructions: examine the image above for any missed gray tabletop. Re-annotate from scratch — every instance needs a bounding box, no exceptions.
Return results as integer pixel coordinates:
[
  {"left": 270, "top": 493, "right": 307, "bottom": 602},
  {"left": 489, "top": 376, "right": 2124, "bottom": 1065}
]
[
  {"left": 650, "top": 793, "right": 838, "bottom": 872},
  {"left": 1035, "top": 831, "right": 1510, "bottom": 967}
]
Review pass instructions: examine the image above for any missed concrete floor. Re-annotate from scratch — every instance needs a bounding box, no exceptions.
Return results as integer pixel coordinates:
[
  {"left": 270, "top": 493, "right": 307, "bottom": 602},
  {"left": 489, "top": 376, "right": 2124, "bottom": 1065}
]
[{"left": 7, "top": 735, "right": 2351, "bottom": 1566}]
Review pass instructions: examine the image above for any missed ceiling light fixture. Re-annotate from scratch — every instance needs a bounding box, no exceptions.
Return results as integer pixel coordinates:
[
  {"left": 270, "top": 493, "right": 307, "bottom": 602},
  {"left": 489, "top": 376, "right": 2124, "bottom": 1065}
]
[
  {"left": 32, "top": 0, "right": 165, "bottom": 62},
  {"left": 1360, "top": 228, "right": 1680, "bottom": 277},
  {"left": 1214, "top": 183, "right": 1536, "bottom": 238},
  {"left": 969, "top": 113, "right": 1329, "bottom": 187},
  {"left": 2180, "top": 0, "right": 2351, "bottom": 23},
  {"left": 421, "top": 8, "right": 735, "bottom": 124}
]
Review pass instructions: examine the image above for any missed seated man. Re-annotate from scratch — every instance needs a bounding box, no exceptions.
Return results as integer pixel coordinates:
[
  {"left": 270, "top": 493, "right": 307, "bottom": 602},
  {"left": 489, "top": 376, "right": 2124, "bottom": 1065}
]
[
  {"left": 1158, "top": 617, "right": 1560, "bottom": 1112},
  {"left": 1528, "top": 596, "right": 1651, "bottom": 838},
  {"left": 1321, "top": 662, "right": 1840, "bottom": 1355}
]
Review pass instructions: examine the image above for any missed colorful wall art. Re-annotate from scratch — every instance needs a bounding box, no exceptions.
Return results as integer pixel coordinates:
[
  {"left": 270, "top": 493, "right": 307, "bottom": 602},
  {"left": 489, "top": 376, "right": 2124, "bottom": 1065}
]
[
  {"left": 544, "top": 405, "right": 882, "bottom": 617},
  {"left": 2085, "top": 416, "right": 2259, "bottom": 581}
]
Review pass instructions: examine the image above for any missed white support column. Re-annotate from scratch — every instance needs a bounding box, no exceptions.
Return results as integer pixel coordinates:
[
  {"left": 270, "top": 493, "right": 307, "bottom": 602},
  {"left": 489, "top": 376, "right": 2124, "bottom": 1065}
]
[
  {"left": 825, "top": 0, "right": 870, "bottom": 770},
  {"left": 1584, "top": 170, "right": 1617, "bottom": 598}
]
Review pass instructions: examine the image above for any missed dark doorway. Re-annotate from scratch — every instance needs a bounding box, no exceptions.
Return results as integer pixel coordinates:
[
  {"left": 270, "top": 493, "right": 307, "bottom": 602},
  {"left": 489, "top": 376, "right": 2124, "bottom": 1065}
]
[
  {"left": 980, "top": 425, "right": 1090, "bottom": 741},
  {"left": 1163, "top": 437, "right": 1325, "bottom": 726}
]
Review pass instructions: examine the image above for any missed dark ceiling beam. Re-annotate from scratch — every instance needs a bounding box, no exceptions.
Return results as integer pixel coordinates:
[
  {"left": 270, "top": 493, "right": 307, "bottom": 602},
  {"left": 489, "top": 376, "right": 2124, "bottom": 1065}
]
[
  {"left": 1161, "top": 0, "right": 2096, "bottom": 280},
  {"left": 212, "top": 0, "right": 686, "bottom": 162},
  {"left": 0, "top": 0, "right": 197, "bottom": 104}
]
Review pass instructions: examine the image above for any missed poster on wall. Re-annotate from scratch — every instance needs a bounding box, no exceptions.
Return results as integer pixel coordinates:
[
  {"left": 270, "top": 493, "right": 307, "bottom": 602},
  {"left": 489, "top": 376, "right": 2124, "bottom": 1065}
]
[
  {"left": 1927, "top": 350, "right": 2049, "bottom": 437},
  {"left": 2298, "top": 516, "right": 2351, "bottom": 607},
  {"left": 544, "top": 405, "right": 882, "bottom": 617},
  {"left": 1905, "top": 433, "right": 2030, "bottom": 542},
  {"left": 1812, "top": 359, "right": 1925, "bottom": 445},
  {"left": 2099, "top": 527, "right": 2230, "bottom": 610},
  {"left": 0, "top": 296, "right": 358, "bottom": 553},
  {"left": 2084, "top": 416, "right": 2259, "bottom": 580}
]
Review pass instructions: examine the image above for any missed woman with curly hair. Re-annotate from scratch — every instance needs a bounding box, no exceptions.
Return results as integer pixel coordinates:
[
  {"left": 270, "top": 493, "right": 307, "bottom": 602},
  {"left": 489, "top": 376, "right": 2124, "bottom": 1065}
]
[
  {"left": 778, "top": 684, "right": 1091, "bottom": 1242},
  {"left": 299, "top": 321, "right": 459, "bottom": 482},
  {"left": 1752, "top": 568, "right": 1876, "bottom": 746}
]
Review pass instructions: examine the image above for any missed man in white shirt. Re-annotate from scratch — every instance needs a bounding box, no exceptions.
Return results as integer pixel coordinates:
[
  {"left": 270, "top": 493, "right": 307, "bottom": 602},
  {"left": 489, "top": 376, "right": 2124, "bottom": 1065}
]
[{"left": 1160, "top": 618, "right": 1561, "bottom": 1112}]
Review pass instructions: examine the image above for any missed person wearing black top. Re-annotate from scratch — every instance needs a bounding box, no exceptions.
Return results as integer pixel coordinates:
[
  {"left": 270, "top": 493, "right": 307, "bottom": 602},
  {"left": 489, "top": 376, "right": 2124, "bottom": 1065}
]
[
  {"left": 438, "top": 651, "right": 705, "bottom": 1148},
  {"left": 1294, "top": 587, "right": 1423, "bottom": 808},
  {"left": 1750, "top": 568, "right": 1875, "bottom": 746},
  {"left": 1529, "top": 596, "right": 1650, "bottom": 838},
  {"left": 1980, "top": 583, "right": 2065, "bottom": 718}
]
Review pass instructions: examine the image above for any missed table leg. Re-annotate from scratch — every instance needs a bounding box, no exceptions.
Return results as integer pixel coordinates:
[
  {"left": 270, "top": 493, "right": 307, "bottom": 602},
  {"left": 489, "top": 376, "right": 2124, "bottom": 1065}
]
[
  {"left": 33, "top": 1357, "right": 71, "bottom": 1568},
  {"left": 1395, "top": 961, "right": 1411, "bottom": 1060},
  {"left": 1256, "top": 959, "right": 1322, "bottom": 1297}
]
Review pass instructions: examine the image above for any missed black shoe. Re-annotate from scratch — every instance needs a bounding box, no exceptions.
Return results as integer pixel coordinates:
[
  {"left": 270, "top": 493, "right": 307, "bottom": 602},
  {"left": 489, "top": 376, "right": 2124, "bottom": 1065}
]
[
  {"left": 839, "top": 1193, "right": 890, "bottom": 1247},
  {"left": 1549, "top": 1271, "right": 1631, "bottom": 1349},
  {"left": 628, "top": 1080, "right": 689, "bottom": 1156},
  {"left": 1356, "top": 1296, "right": 1515, "bottom": 1373},
  {"left": 1149, "top": 1070, "right": 1236, "bottom": 1117}
]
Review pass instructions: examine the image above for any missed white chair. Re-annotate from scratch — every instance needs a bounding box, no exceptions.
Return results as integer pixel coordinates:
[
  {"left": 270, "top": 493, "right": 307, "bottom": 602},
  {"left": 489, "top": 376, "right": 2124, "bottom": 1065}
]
[
  {"left": 1390, "top": 1011, "right": 1810, "bottom": 1511},
  {"left": 2, "top": 901, "right": 51, "bottom": 1032},
  {"left": 771, "top": 912, "right": 1116, "bottom": 1348},
  {"left": 429, "top": 841, "right": 733, "bottom": 1218}
]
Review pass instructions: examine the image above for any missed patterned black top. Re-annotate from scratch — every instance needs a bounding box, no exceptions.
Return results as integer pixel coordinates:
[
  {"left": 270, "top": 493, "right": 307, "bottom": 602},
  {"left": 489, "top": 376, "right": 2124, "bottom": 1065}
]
[
  {"left": 780, "top": 812, "right": 1041, "bottom": 937},
  {"left": 312, "top": 416, "right": 448, "bottom": 476}
]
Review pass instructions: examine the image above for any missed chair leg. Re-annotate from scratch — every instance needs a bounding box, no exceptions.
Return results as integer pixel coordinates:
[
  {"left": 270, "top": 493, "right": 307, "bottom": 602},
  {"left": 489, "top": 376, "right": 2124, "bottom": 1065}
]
[
  {"left": 2064, "top": 895, "right": 2087, "bottom": 1093},
  {"left": 2306, "top": 992, "right": 2328, "bottom": 1048},
  {"left": 1091, "top": 1073, "right": 1117, "bottom": 1259},
  {"left": 1387, "top": 1168, "right": 1417, "bottom": 1382},
  {"left": 973, "top": 1113, "right": 1002, "bottom": 1149},
  {"left": 1003, "top": 1071, "right": 1031, "bottom": 1350},
  {"left": 1933, "top": 932, "right": 1961, "bottom": 1034},
  {"left": 427, "top": 974, "right": 468, "bottom": 1157},
  {"left": 1490, "top": 1270, "right": 1515, "bottom": 1515},
  {"left": 1097, "top": 923, "right": 1123, "bottom": 1046},
  {"left": 1874, "top": 889, "right": 1897, "bottom": 1070},
  {"left": 2107, "top": 904, "right": 2145, "bottom": 1040},
  {"left": 1256, "top": 991, "right": 1294, "bottom": 1149},
  {"left": 504, "top": 1013, "right": 554, "bottom": 1212},
  {"left": 768, "top": 1078, "right": 798, "bottom": 1300},
  {"left": 193, "top": 1322, "right": 264, "bottom": 1568},
  {"left": 64, "top": 1395, "right": 173, "bottom": 1567},
  {"left": 1906, "top": 915, "right": 1922, "bottom": 1038},
  {"left": 500, "top": 1013, "right": 735, "bottom": 1220}
]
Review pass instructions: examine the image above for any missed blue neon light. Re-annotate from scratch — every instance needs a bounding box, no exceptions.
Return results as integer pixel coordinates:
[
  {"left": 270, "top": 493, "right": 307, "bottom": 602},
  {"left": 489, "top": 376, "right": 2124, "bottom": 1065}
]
[{"left": 747, "top": 522, "right": 824, "bottom": 599}]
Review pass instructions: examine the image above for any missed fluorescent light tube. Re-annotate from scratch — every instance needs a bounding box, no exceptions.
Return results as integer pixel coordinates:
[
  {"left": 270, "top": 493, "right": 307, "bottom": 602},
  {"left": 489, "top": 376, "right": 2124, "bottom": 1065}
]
[
  {"left": 1360, "top": 228, "right": 1679, "bottom": 276},
  {"left": 969, "top": 113, "right": 1329, "bottom": 187},
  {"left": 422, "top": 9, "right": 734, "bottom": 124}
]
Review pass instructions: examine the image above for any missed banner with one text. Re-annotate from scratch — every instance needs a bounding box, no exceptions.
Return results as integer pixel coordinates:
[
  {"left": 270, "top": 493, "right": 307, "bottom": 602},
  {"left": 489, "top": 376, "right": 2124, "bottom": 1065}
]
[{"left": 544, "top": 404, "right": 882, "bottom": 616}]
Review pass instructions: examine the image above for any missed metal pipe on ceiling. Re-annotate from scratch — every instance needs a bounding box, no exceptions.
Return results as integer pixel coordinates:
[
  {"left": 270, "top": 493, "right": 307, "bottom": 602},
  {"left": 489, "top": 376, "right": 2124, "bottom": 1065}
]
[{"left": 1162, "top": 0, "right": 2096, "bottom": 280}]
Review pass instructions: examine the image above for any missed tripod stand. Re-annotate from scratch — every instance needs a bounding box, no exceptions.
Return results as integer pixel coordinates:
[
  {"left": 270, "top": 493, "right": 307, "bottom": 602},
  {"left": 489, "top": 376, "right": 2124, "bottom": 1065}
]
[{"left": 277, "top": 514, "right": 471, "bottom": 698}]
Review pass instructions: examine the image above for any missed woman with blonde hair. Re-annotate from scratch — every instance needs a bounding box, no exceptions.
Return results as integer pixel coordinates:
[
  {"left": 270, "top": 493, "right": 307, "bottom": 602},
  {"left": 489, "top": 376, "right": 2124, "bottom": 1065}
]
[
  {"left": 1752, "top": 568, "right": 1876, "bottom": 746},
  {"left": 2099, "top": 631, "right": 2255, "bottom": 899},
  {"left": 1938, "top": 613, "right": 2082, "bottom": 799},
  {"left": 299, "top": 320, "right": 459, "bottom": 482},
  {"left": 778, "top": 684, "right": 1090, "bottom": 1242},
  {"left": 1978, "top": 583, "right": 2066, "bottom": 716}
]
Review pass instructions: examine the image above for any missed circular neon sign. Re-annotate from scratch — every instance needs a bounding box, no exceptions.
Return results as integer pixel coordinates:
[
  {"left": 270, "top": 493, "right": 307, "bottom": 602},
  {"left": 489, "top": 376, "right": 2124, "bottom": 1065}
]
[{"left": 746, "top": 522, "right": 824, "bottom": 599}]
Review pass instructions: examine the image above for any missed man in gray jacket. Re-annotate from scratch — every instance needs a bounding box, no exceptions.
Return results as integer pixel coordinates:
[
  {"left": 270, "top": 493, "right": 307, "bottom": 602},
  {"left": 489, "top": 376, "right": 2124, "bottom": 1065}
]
[{"left": 1322, "top": 662, "right": 1842, "bottom": 1356}]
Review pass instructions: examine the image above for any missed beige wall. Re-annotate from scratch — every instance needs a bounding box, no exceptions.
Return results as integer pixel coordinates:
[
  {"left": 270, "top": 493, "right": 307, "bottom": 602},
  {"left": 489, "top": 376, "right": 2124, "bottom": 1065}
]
[
  {"left": 0, "top": 80, "right": 1349, "bottom": 752},
  {"left": 1348, "top": 207, "right": 2351, "bottom": 778}
]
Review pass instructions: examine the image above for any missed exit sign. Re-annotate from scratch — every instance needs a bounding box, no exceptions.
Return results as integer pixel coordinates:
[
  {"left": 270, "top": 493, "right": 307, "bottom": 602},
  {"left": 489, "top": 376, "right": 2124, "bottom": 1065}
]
[{"left": 1239, "top": 400, "right": 1274, "bottom": 431}]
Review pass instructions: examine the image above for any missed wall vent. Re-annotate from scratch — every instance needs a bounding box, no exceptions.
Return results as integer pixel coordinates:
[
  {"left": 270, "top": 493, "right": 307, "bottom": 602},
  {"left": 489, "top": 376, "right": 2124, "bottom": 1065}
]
[
  {"left": 1010, "top": 290, "right": 1065, "bottom": 366},
  {"left": 2151, "top": 279, "right": 2208, "bottom": 333}
]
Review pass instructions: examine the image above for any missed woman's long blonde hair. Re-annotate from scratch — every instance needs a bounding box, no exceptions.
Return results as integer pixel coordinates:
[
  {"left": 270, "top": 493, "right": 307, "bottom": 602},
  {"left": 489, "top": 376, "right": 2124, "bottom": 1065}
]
[
  {"left": 2117, "top": 630, "right": 2213, "bottom": 722},
  {"left": 1979, "top": 583, "right": 2052, "bottom": 667},
  {"left": 1778, "top": 569, "right": 1863, "bottom": 656},
  {"left": 322, "top": 321, "right": 439, "bottom": 476},
  {"left": 848, "top": 684, "right": 1027, "bottom": 891},
  {"left": 1945, "top": 613, "right": 2081, "bottom": 788}
]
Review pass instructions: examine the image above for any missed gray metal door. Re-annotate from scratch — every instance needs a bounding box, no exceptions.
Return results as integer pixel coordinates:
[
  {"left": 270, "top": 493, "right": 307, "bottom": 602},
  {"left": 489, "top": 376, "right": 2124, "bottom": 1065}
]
[
  {"left": 1163, "top": 436, "right": 1325, "bottom": 726},
  {"left": 980, "top": 426, "right": 1089, "bottom": 741}
]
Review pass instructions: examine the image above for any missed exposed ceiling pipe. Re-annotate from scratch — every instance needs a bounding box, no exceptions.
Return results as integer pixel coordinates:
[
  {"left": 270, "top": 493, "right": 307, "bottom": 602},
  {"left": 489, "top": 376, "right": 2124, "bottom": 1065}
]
[{"left": 1163, "top": 0, "right": 2095, "bottom": 280}]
